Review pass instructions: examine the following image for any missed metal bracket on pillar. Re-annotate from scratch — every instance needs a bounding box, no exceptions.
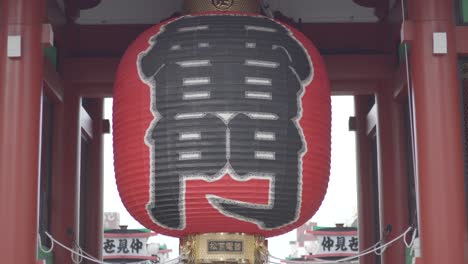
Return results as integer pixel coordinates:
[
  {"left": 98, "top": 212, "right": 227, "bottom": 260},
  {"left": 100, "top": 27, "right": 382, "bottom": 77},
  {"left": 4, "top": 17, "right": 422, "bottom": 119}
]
[
  {"left": 7, "top": 36, "right": 21, "bottom": 58},
  {"left": 433, "top": 32, "right": 448, "bottom": 54}
]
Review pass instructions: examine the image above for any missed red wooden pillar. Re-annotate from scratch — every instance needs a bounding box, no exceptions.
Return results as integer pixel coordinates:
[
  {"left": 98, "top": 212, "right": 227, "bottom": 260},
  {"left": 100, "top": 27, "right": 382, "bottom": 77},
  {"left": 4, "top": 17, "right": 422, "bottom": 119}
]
[
  {"left": 83, "top": 99, "right": 105, "bottom": 262},
  {"left": 0, "top": 0, "right": 45, "bottom": 262},
  {"left": 376, "top": 84, "right": 409, "bottom": 264},
  {"left": 408, "top": 0, "right": 467, "bottom": 263},
  {"left": 50, "top": 89, "right": 81, "bottom": 264},
  {"left": 354, "top": 95, "right": 375, "bottom": 264}
]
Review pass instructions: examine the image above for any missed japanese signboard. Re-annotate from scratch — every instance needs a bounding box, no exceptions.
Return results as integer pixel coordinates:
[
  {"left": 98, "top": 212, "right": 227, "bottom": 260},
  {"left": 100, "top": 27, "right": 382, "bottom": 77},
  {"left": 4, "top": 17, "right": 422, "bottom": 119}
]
[
  {"left": 306, "top": 229, "right": 358, "bottom": 258},
  {"left": 103, "top": 232, "right": 157, "bottom": 261},
  {"left": 207, "top": 240, "right": 243, "bottom": 253}
]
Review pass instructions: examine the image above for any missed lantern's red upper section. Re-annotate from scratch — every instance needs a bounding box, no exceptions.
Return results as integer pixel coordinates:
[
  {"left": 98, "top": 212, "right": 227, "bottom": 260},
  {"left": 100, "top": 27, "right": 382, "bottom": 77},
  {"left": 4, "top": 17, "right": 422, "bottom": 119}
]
[{"left": 113, "top": 13, "right": 331, "bottom": 238}]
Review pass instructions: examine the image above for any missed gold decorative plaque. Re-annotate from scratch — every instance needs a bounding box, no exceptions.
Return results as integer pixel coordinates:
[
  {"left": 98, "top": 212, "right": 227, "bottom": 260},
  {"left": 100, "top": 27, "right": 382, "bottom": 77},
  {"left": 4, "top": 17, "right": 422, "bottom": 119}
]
[
  {"left": 183, "top": 0, "right": 261, "bottom": 14},
  {"left": 181, "top": 233, "right": 267, "bottom": 264}
]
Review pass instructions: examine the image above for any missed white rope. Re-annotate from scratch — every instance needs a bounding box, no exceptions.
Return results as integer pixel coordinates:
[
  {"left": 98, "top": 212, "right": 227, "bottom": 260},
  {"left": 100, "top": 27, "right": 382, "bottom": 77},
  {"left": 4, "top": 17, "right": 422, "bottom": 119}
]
[
  {"left": 45, "top": 232, "right": 109, "bottom": 264},
  {"left": 44, "top": 232, "right": 182, "bottom": 264},
  {"left": 44, "top": 226, "right": 415, "bottom": 264},
  {"left": 339, "top": 226, "right": 412, "bottom": 261},
  {"left": 37, "top": 233, "right": 54, "bottom": 254},
  {"left": 404, "top": 227, "right": 418, "bottom": 249},
  {"left": 71, "top": 244, "right": 84, "bottom": 264},
  {"left": 268, "top": 227, "right": 414, "bottom": 264},
  {"left": 373, "top": 241, "right": 386, "bottom": 256},
  {"left": 74, "top": 241, "right": 102, "bottom": 262}
]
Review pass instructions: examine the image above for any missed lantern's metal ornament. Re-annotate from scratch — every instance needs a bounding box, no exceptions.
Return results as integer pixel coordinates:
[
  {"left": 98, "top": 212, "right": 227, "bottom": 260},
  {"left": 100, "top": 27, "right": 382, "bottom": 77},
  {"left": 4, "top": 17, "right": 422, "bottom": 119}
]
[
  {"left": 180, "top": 233, "right": 268, "bottom": 264},
  {"left": 113, "top": 0, "right": 331, "bottom": 263},
  {"left": 183, "top": 0, "right": 260, "bottom": 13}
]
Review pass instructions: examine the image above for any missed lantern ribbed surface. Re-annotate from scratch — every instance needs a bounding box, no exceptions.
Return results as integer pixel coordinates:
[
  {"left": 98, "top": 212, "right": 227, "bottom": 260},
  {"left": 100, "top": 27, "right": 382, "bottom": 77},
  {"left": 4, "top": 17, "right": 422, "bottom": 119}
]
[{"left": 113, "top": 13, "right": 331, "bottom": 238}]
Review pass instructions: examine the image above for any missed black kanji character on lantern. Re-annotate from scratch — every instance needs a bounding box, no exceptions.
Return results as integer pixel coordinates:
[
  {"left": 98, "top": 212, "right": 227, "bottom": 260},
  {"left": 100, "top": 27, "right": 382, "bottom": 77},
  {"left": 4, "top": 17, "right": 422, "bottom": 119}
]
[
  {"left": 335, "top": 237, "right": 347, "bottom": 251},
  {"left": 103, "top": 239, "right": 116, "bottom": 254},
  {"left": 321, "top": 236, "right": 334, "bottom": 252},
  {"left": 348, "top": 237, "right": 358, "bottom": 251},
  {"left": 117, "top": 239, "right": 129, "bottom": 254},
  {"left": 140, "top": 15, "right": 312, "bottom": 230},
  {"left": 131, "top": 238, "right": 144, "bottom": 253}
]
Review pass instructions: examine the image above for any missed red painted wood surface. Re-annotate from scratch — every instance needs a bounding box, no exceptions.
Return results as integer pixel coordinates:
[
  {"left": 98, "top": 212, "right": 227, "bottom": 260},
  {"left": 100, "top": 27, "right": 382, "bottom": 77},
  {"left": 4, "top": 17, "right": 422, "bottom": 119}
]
[
  {"left": 50, "top": 90, "right": 81, "bottom": 264},
  {"left": 456, "top": 26, "right": 468, "bottom": 55},
  {"left": 83, "top": 99, "right": 105, "bottom": 263},
  {"left": 408, "top": 0, "right": 467, "bottom": 263},
  {"left": 376, "top": 83, "right": 409, "bottom": 264},
  {"left": 0, "top": 0, "right": 45, "bottom": 263},
  {"left": 60, "top": 23, "right": 394, "bottom": 57},
  {"left": 354, "top": 96, "right": 377, "bottom": 264}
]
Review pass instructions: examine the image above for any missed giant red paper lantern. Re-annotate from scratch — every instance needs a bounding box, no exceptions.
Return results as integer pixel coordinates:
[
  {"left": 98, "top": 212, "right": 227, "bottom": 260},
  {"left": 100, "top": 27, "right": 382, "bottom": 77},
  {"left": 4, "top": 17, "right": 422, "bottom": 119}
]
[{"left": 113, "top": 13, "right": 331, "bottom": 238}]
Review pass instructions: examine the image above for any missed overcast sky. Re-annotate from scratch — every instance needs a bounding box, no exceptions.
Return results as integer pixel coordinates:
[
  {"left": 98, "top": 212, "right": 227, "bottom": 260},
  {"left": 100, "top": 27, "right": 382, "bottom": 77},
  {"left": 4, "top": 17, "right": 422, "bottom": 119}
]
[{"left": 103, "top": 95, "right": 357, "bottom": 259}]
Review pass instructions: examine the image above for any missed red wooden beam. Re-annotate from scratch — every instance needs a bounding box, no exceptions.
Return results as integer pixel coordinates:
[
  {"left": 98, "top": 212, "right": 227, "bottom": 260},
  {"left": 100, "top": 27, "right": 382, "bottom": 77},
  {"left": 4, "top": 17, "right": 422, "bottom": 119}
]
[
  {"left": 43, "top": 59, "right": 64, "bottom": 102},
  {"left": 393, "top": 63, "right": 408, "bottom": 101},
  {"left": 376, "top": 82, "right": 409, "bottom": 264},
  {"left": 354, "top": 95, "right": 377, "bottom": 264},
  {"left": 63, "top": 58, "right": 119, "bottom": 84},
  {"left": 50, "top": 91, "right": 81, "bottom": 264},
  {"left": 76, "top": 83, "right": 114, "bottom": 98},
  {"left": 62, "top": 23, "right": 395, "bottom": 57},
  {"left": 331, "top": 80, "right": 380, "bottom": 95},
  {"left": 456, "top": 26, "right": 468, "bottom": 55},
  {"left": 83, "top": 99, "right": 104, "bottom": 261},
  {"left": 301, "top": 23, "right": 394, "bottom": 53},
  {"left": 65, "top": 24, "right": 151, "bottom": 57},
  {"left": 325, "top": 55, "right": 394, "bottom": 81}
]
